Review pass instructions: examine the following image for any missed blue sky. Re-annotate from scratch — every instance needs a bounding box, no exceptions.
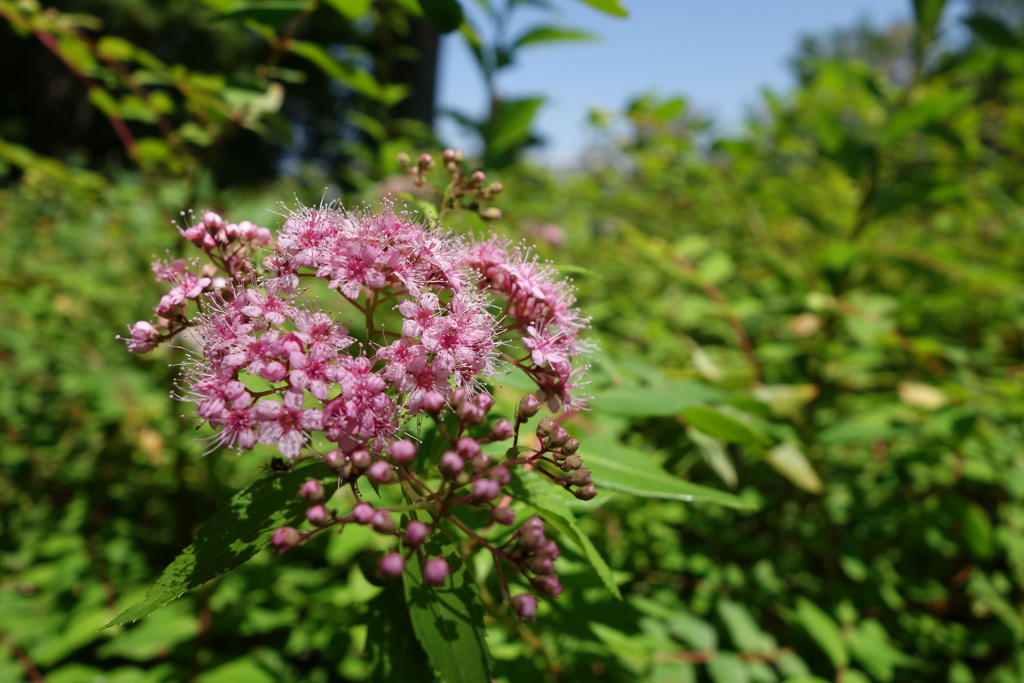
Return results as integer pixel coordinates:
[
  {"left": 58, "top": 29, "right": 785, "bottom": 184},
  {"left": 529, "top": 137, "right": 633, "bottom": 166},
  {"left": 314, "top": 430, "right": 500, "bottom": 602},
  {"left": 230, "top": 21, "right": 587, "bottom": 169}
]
[{"left": 435, "top": 1, "right": 929, "bottom": 165}]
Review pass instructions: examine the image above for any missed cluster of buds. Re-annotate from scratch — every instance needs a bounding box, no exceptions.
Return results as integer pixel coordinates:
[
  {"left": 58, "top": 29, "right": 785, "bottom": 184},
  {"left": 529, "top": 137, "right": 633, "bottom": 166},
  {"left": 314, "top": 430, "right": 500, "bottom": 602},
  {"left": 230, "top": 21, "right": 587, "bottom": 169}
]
[
  {"left": 121, "top": 178, "right": 593, "bottom": 619},
  {"left": 398, "top": 149, "right": 504, "bottom": 221},
  {"left": 269, "top": 387, "right": 569, "bottom": 616}
]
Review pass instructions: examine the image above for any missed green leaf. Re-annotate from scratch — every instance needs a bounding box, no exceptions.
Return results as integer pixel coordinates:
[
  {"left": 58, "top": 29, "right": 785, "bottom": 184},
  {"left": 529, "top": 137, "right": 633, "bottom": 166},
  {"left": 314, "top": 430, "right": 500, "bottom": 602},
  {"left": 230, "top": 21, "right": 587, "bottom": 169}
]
[
  {"left": 764, "top": 442, "right": 823, "bottom": 494},
  {"left": 486, "top": 97, "right": 544, "bottom": 156},
  {"left": 573, "top": 0, "right": 628, "bottom": 18},
  {"left": 962, "top": 503, "right": 995, "bottom": 560},
  {"left": 215, "top": 1, "right": 307, "bottom": 25},
  {"left": 507, "top": 469, "right": 621, "bottom": 599},
  {"left": 403, "top": 514, "right": 491, "bottom": 683},
  {"left": 912, "top": 0, "right": 946, "bottom": 43},
  {"left": 583, "top": 439, "right": 756, "bottom": 509},
  {"left": 795, "top": 598, "right": 848, "bottom": 669},
  {"left": 590, "top": 380, "right": 724, "bottom": 418},
  {"left": 101, "top": 463, "right": 321, "bottom": 629},
  {"left": 418, "top": 0, "right": 464, "bottom": 33},
  {"left": 366, "top": 582, "right": 434, "bottom": 683},
  {"left": 512, "top": 25, "right": 597, "bottom": 49},
  {"left": 718, "top": 599, "right": 776, "bottom": 652},
  {"left": 963, "top": 13, "right": 1020, "bottom": 48},
  {"left": 681, "top": 406, "right": 767, "bottom": 446},
  {"left": 324, "top": 0, "right": 371, "bottom": 21},
  {"left": 688, "top": 428, "right": 737, "bottom": 489}
]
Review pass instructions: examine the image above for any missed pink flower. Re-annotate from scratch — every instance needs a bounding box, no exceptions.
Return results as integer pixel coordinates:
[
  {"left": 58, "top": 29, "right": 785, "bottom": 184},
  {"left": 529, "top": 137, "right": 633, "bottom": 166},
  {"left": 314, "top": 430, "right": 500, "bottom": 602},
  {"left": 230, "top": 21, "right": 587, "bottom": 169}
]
[{"left": 255, "top": 389, "right": 323, "bottom": 459}]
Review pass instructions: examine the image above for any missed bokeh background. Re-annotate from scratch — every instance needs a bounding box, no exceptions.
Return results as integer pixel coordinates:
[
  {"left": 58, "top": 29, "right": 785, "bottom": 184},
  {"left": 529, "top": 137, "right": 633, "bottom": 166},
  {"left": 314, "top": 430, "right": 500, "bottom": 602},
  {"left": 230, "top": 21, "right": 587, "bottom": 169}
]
[{"left": 3, "top": 0, "right": 1024, "bottom": 681}]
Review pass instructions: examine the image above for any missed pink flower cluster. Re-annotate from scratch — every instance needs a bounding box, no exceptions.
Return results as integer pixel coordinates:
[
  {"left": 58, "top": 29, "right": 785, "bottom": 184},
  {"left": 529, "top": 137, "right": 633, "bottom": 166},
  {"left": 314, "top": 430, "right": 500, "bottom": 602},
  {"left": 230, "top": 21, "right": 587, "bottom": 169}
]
[{"left": 122, "top": 201, "right": 589, "bottom": 461}]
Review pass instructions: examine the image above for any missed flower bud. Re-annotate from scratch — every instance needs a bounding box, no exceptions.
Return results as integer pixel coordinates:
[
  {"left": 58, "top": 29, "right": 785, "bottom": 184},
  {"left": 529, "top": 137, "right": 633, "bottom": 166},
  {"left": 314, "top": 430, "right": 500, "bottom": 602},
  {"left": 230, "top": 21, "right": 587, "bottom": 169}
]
[
  {"left": 536, "top": 418, "right": 557, "bottom": 440},
  {"left": 489, "top": 418, "right": 514, "bottom": 441},
  {"left": 518, "top": 517, "right": 546, "bottom": 550},
  {"left": 404, "top": 520, "right": 431, "bottom": 547},
  {"left": 306, "top": 504, "right": 331, "bottom": 527},
  {"left": 270, "top": 526, "right": 302, "bottom": 553},
  {"left": 456, "top": 437, "right": 481, "bottom": 460},
  {"left": 573, "top": 484, "right": 597, "bottom": 501},
  {"left": 390, "top": 439, "right": 417, "bottom": 466},
  {"left": 323, "top": 449, "right": 345, "bottom": 469},
  {"left": 561, "top": 437, "right": 580, "bottom": 455},
  {"left": 489, "top": 466, "right": 511, "bottom": 486},
  {"left": 452, "top": 389, "right": 467, "bottom": 408},
  {"left": 561, "top": 455, "right": 583, "bottom": 472},
  {"left": 474, "top": 393, "right": 494, "bottom": 413},
  {"left": 371, "top": 510, "right": 396, "bottom": 534},
  {"left": 532, "top": 575, "right": 564, "bottom": 598},
  {"left": 423, "top": 557, "right": 451, "bottom": 586},
  {"left": 299, "top": 479, "right": 325, "bottom": 503},
  {"left": 418, "top": 153, "right": 434, "bottom": 170},
  {"left": 423, "top": 390, "right": 446, "bottom": 414},
  {"left": 442, "top": 148, "right": 456, "bottom": 163},
  {"left": 526, "top": 555, "right": 555, "bottom": 575},
  {"left": 456, "top": 401, "right": 485, "bottom": 426},
  {"left": 367, "top": 460, "right": 395, "bottom": 484},
  {"left": 516, "top": 395, "right": 538, "bottom": 424},
  {"left": 470, "top": 170, "right": 486, "bottom": 184},
  {"left": 378, "top": 552, "right": 406, "bottom": 579},
  {"left": 568, "top": 468, "right": 592, "bottom": 487},
  {"left": 352, "top": 502, "right": 375, "bottom": 525},
  {"left": 396, "top": 152, "right": 411, "bottom": 168},
  {"left": 478, "top": 207, "right": 502, "bottom": 221},
  {"left": 510, "top": 593, "right": 537, "bottom": 619},
  {"left": 350, "top": 449, "right": 372, "bottom": 471},
  {"left": 471, "top": 479, "right": 501, "bottom": 504},
  {"left": 548, "top": 425, "right": 570, "bottom": 448},
  {"left": 492, "top": 507, "right": 516, "bottom": 526},
  {"left": 440, "top": 451, "right": 464, "bottom": 479}
]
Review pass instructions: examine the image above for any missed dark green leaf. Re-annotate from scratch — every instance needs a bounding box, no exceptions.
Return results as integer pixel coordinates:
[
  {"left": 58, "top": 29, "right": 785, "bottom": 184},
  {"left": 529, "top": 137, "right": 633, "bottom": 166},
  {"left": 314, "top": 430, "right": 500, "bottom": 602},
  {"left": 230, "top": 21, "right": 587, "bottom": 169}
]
[
  {"left": 590, "top": 380, "right": 724, "bottom": 418},
  {"left": 507, "top": 469, "right": 621, "bottom": 599},
  {"left": 486, "top": 97, "right": 544, "bottom": 156},
  {"left": 101, "top": 463, "right": 321, "bottom": 629},
  {"left": 215, "top": 1, "right": 306, "bottom": 25},
  {"left": 963, "top": 13, "right": 1020, "bottom": 48},
  {"left": 366, "top": 582, "right": 434, "bottom": 683},
  {"left": 403, "top": 514, "right": 490, "bottom": 683},
  {"left": 418, "top": 0, "right": 464, "bottom": 33}
]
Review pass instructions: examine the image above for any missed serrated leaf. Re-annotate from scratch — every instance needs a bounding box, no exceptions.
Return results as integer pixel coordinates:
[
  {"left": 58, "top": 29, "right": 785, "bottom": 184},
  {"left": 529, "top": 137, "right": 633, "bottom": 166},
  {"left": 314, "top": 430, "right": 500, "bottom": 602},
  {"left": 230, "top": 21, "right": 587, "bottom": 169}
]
[
  {"left": 403, "top": 514, "right": 490, "bottom": 683},
  {"left": 512, "top": 25, "right": 597, "bottom": 49},
  {"left": 101, "top": 463, "right": 322, "bottom": 629},
  {"left": 583, "top": 439, "right": 756, "bottom": 509},
  {"left": 681, "top": 406, "right": 767, "bottom": 445},
  {"left": 507, "top": 469, "right": 621, "bottom": 599},
  {"left": 795, "top": 598, "right": 848, "bottom": 669}
]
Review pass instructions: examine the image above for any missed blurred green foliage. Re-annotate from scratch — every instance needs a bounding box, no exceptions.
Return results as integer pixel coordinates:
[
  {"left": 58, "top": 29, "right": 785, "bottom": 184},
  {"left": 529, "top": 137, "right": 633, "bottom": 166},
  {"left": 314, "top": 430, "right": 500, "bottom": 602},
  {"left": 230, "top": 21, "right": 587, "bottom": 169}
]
[{"left": 4, "top": 0, "right": 1024, "bottom": 681}]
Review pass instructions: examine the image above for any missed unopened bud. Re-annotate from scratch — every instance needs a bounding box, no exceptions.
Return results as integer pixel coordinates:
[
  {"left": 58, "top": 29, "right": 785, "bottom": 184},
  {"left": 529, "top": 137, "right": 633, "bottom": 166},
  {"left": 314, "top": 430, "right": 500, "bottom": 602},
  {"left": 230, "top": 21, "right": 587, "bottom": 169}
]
[
  {"left": 351, "top": 449, "right": 371, "bottom": 471},
  {"left": 352, "top": 502, "right": 375, "bottom": 525},
  {"left": 470, "top": 170, "right": 485, "bottom": 184},
  {"left": 526, "top": 555, "right": 555, "bottom": 575},
  {"left": 422, "top": 557, "right": 451, "bottom": 586},
  {"left": 424, "top": 390, "right": 446, "bottom": 414},
  {"left": 532, "top": 575, "right": 564, "bottom": 598},
  {"left": 396, "top": 152, "right": 411, "bottom": 168},
  {"left": 536, "top": 418, "right": 557, "bottom": 440},
  {"left": 404, "top": 520, "right": 431, "bottom": 547},
  {"left": 510, "top": 593, "right": 537, "bottom": 619},
  {"left": 478, "top": 207, "right": 502, "bottom": 221},
  {"left": 517, "top": 395, "right": 541, "bottom": 423},
  {"left": 299, "top": 479, "right": 325, "bottom": 503},
  {"left": 457, "top": 401, "right": 485, "bottom": 426},
  {"left": 418, "top": 153, "right": 433, "bottom": 170},
  {"left": 568, "top": 468, "right": 592, "bottom": 487},
  {"left": 378, "top": 552, "right": 406, "bottom": 579},
  {"left": 490, "top": 418, "right": 514, "bottom": 441},
  {"left": 306, "top": 504, "right": 331, "bottom": 527},
  {"left": 270, "top": 526, "right": 302, "bottom": 553},
  {"left": 518, "top": 517, "right": 546, "bottom": 550},
  {"left": 371, "top": 510, "right": 396, "bottom": 534},
  {"left": 456, "top": 437, "right": 482, "bottom": 460},
  {"left": 390, "top": 439, "right": 417, "bottom": 466},
  {"left": 561, "top": 455, "right": 583, "bottom": 472},
  {"left": 492, "top": 507, "right": 516, "bottom": 526},
  {"left": 489, "top": 466, "right": 511, "bottom": 486},
  {"left": 474, "top": 393, "right": 494, "bottom": 413},
  {"left": 471, "top": 479, "right": 501, "bottom": 504},
  {"left": 442, "top": 148, "right": 456, "bottom": 163},
  {"left": 573, "top": 484, "right": 597, "bottom": 501},
  {"left": 561, "top": 437, "right": 580, "bottom": 455},
  {"left": 440, "top": 451, "right": 464, "bottom": 479},
  {"left": 367, "top": 460, "right": 395, "bottom": 484}
]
